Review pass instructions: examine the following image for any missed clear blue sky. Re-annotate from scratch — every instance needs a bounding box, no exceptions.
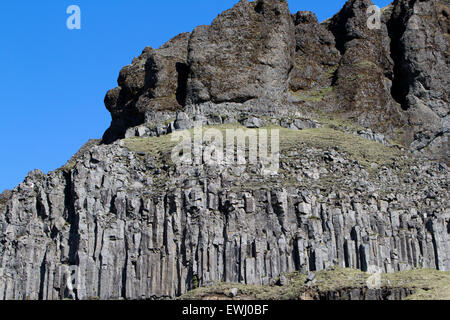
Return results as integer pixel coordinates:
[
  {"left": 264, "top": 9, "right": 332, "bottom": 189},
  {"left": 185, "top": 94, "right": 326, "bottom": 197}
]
[{"left": 0, "top": 0, "right": 391, "bottom": 192}]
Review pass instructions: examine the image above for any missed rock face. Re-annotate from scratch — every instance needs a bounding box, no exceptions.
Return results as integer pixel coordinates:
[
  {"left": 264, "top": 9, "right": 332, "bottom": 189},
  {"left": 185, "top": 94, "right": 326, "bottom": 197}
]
[
  {"left": 102, "top": 33, "right": 190, "bottom": 143},
  {"left": 186, "top": 0, "right": 295, "bottom": 105},
  {"left": 101, "top": 0, "right": 449, "bottom": 161},
  {"left": 327, "top": 0, "right": 406, "bottom": 136},
  {"left": 0, "top": 133, "right": 449, "bottom": 300},
  {"left": 0, "top": 0, "right": 449, "bottom": 300},
  {"left": 289, "top": 11, "right": 340, "bottom": 93},
  {"left": 388, "top": 0, "right": 449, "bottom": 156}
]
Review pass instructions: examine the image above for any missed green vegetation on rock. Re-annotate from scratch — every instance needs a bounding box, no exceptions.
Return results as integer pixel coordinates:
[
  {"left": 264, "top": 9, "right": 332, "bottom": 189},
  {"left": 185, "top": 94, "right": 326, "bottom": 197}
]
[
  {"left": 123, "top": 124, "right": 403, "bottom": 171},
  {"left": 179, "top": 268, "right": 450, "bottom": 300},
  {"left": 291, "top": 86, "right": 333, "bottom": 102}
]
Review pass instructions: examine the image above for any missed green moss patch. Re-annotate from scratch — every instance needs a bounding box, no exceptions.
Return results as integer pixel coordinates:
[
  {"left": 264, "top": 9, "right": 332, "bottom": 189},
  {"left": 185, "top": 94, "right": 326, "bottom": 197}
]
[{"left": 291, "top": 87, "right": 333, "bottom": 102}]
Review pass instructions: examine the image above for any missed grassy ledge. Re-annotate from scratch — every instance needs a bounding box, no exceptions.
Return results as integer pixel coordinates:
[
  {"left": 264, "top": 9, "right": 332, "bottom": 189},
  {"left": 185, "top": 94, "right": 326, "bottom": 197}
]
[
  {"left": 179, "top": 268, "right": 450, "bottom": 300},
  {"left": 122, "top": 124, "right": 404, "bottom": 170}
]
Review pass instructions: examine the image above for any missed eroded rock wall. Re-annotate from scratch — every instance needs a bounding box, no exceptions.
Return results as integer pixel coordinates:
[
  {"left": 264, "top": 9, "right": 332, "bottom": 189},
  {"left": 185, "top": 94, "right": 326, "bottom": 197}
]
[
  {"left": 0, "top": 139, "right": 448, "bottom": 300},
  {"left": 101, "top": 0, "right": 449, "bottom": 161},
  {"left": 1, "top": 0, "right": 449, "bottom": 301},
  {"left": 388, "top": 0, "right": 449, "bottom": 156},
  {"left": 186, "top": 0, "right": 295, "bottom": 105}
]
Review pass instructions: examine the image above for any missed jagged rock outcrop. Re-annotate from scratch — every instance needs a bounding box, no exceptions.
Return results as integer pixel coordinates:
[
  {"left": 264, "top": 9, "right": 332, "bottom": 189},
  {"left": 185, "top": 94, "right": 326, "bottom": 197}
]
[
  {"left": 186, "top": 0, "right": 295, "bottom": 105},
  {"left": 103, "top": 33, "right": 190, "bottom": 143},
  {"left": 326, "top": 0, "right": 406, "bottom": 136},
  {"left": 1, "top": 0, "right": 449, "bottom": 300},
  {"left": 388, "top": 0, "right": 449, "bottom": 156},
  {"left": 0, "top": 190, "right": 12, "bottom": 214},
  {"left": 101, "top": 0, "right": 448, "bottom": 161},
  {"left": 289, "top": 11, "right": 341, "bottom": 93}
]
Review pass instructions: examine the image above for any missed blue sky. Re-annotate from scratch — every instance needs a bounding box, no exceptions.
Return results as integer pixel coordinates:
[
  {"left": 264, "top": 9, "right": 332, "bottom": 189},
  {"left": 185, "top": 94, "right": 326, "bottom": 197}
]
[{"left": 0, "top": 0, "right": 392, "bottom": 192}]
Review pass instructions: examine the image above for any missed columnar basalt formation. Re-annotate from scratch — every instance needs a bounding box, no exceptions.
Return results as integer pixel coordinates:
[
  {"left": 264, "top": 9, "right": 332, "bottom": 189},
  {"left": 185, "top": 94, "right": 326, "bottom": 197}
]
[
  {"left": 0, "top": 0, "right": 449, "bottom": 300},
  {"left": 0, "top": 138, "right": 448, "bottom": 300}
]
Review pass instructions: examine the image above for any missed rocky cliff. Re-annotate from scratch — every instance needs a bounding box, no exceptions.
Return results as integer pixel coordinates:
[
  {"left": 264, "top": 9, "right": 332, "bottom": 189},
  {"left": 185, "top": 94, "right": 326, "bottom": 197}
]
[{"left": 0, "top": 0, "right": 449, "bottom": 300}]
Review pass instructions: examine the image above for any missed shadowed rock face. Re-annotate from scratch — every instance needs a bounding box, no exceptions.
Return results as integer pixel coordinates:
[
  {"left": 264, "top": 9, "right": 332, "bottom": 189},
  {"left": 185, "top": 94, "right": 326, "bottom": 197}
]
[
  {"left": 0, "top": 190, "right": 12, "bottom": 213},
  {"left": 0, "top": 0, "right": 449, "bottom": 301},
  {"left": 388, "top": 0, "right": 449, "bottom": 156},
  {"left": 289, "top": 11, "right": 341, "bottom": 92},
  {"left": 327, "top": 0, "right": 406, "bottom": 136}
]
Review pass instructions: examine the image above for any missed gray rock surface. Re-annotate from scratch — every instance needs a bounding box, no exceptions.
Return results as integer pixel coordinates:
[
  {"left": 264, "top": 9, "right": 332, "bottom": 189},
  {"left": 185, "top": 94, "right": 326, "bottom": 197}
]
[
  {"left": 0, "top": 0, "right": 449, "bottom": 300},
  {"left": 389, "top": 0, "right": 449, "bottom": 158},
  {"left": 100, "top": 0, "right": 448, "bottom": 161},
  {"left": 0, "top": 135, "right": 448, "bottom": 300},
  {"left": 289, "top": 11, "right": 340, "bottom": 92},
  {"left": 229, "top": 288, "right": 239, "bottom": 297},
  {"left": 186, "top": 0, "right": 295, "bottom": 106},
  {"left": 103, "top": 33, "right": 190, "bottom": 143},
  {"left": 327, "top": 0, "right": 406, "bottom": 136}
]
